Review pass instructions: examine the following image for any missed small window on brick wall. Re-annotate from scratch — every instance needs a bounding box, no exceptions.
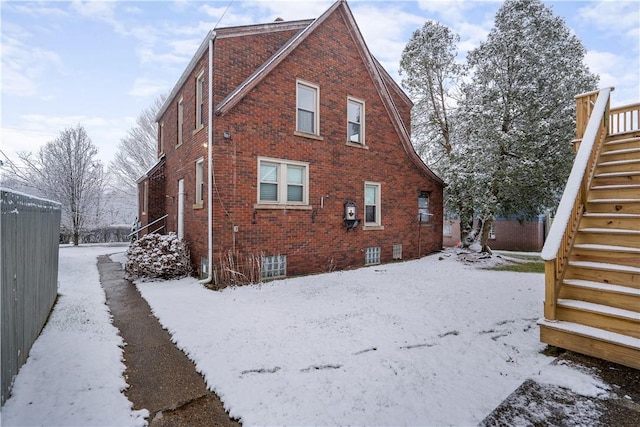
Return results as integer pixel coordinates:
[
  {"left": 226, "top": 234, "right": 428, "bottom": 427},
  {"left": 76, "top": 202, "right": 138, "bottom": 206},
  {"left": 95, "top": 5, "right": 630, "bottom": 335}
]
[
  {"left": 262, "top": 255, "right": 286, "bottom": 279},
  {"left": 365, "top": 247, "right": 381, "bottom": 265}
]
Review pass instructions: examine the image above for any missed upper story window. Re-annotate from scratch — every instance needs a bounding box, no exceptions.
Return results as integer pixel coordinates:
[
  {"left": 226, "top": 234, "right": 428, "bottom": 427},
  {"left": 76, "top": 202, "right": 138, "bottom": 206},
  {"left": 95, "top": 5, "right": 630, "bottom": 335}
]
[
  {"left": 196, "top": 70, "right": 205, "bottom": 129},
  {"left": 177, "top": 97, "right": 184, "bottom": 147},
  {"left": 418, "top": 191, "right": 431, "bottom": 223},
  {"left": 158, "top": 121, "right": 164, "bottom": 155},
  {"left": 195, "top": 158, "right": 204, "bottom": 207},
  {"left": 364, "top": 182, "right": 381, "bottom": 227},
  {"left": 258, "top": 157, "right": 309, "bottom": 207},
  {"left": 296, "top": 80, "right": 319, "bottom": 135},
  {"left": 347, "top": 97, "right": 365, "bottom": 144}
]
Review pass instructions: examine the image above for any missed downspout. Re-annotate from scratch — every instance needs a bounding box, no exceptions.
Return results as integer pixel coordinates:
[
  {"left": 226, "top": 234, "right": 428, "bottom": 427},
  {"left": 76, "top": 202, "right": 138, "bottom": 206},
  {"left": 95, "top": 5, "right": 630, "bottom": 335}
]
[{"left": 199, "top": 35, "right": 214, "bottom": 285}]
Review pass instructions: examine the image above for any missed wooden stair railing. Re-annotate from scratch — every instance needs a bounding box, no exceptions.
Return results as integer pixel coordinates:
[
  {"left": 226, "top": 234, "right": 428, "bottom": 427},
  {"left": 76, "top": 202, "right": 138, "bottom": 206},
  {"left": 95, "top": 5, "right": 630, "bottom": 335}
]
[{"left": 541, "top": 88, "right": 613, "bottom": 321}]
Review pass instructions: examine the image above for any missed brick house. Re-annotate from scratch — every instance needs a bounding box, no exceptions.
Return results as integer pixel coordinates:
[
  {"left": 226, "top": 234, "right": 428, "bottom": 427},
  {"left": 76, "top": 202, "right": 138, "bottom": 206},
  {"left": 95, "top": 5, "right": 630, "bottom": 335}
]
[{"left": 138, "top": 0, "right": 445, "bottom": 283}]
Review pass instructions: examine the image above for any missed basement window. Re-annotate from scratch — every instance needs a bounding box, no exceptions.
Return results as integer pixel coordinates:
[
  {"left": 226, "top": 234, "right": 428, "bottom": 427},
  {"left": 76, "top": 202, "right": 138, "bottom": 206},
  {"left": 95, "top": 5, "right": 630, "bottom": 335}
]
[
  {"left": 365, "top": 247, "right": 381, "bottom": 265},
  {"left": 262, "top": 255, "right": 287, "bottom": 279}
]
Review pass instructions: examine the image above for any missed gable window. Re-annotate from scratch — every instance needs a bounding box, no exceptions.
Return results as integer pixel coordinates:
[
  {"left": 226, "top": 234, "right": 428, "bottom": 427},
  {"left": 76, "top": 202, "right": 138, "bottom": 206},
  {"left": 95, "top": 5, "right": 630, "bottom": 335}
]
[
  {"left": 296, "top": 80, "right": 319, "bottom": 135},
  {"left": 347, "top": 97, "right": 365, "bottom": 144},
  {"left": 196, "top": 70, "right": 205, "bottom": 129},
  {"left": 418, "top": 191, "right": 431, "bottom": 223},
  {"left": 194, "top": 158, "right": 204, "bottom": 207},
  {"left": 258, "top": 157, "right": 309, "bottom": 206},
  {"left": 177, "top": 97, "right": 184, "bottom": 146},
  {"left": 364, "top": 182, "right": 381, "bottom": 226}
]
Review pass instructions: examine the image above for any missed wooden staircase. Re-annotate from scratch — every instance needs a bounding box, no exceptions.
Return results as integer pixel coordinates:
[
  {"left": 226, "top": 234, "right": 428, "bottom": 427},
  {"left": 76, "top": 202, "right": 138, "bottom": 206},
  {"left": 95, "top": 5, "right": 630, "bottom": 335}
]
[{"left": 540, "top": 88, "right": 640, "bottom": 370}]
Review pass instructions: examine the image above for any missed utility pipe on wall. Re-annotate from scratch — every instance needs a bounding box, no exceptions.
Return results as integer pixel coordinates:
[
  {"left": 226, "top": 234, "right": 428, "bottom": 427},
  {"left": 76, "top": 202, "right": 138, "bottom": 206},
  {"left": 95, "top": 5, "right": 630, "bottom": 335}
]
[{"left": 199, "top": 36, "right": 214, "bottom": 285}]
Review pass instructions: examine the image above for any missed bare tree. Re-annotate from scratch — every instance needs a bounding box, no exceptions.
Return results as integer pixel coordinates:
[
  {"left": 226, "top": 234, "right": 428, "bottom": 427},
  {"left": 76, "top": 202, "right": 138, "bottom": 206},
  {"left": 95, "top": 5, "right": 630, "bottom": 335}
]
[
  {"left": 109, "top": 94, "right": 166, "bottom": 195},
  {"left": 3, "top": 124, "right": 106, "bottom": 245}
]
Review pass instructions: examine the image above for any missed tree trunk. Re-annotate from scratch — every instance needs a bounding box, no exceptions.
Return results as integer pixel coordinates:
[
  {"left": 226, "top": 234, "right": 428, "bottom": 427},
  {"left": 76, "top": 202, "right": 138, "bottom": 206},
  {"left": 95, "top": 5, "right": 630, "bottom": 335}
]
[{"left": 480, "top": 217, "right": 493, "bottom": 254}]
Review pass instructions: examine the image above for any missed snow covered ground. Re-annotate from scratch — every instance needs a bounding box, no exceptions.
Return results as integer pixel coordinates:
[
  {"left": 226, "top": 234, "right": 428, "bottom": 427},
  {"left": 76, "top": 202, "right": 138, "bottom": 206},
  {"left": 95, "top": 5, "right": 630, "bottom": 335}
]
[
  {"left": 1, "top": 244, "right": 147, "bottom": 427},
  {"left": 133, "top": 251, "right": 554, "bottom": 425},
  {"left": 2, "top": 245, "right": 618, "bottom": 426}
]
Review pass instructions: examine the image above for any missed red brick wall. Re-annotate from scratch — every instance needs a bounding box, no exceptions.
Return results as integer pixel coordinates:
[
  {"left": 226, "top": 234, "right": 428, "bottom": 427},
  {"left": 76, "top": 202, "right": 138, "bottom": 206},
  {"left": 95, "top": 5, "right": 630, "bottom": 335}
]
[{"left": 155, "top": 8, "right": 444, "bottom": 277}]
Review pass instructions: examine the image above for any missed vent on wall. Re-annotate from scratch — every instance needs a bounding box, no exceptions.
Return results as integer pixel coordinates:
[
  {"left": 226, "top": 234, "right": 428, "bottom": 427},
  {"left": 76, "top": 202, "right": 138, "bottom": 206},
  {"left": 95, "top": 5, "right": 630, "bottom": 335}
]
[{"left": 393, "top": 244, "right": 402, "bottom": 260}]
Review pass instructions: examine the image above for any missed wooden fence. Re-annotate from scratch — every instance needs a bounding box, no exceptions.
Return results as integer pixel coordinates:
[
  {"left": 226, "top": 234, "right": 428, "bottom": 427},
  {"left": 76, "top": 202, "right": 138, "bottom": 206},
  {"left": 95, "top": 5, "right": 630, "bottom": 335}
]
[{"left": 1, "top": 189, "right": 61, "bottom": 404}]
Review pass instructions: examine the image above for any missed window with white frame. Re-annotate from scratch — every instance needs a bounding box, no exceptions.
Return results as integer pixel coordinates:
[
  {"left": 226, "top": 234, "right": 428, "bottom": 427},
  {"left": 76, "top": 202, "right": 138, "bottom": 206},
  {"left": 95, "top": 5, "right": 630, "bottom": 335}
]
[
  {"left": 195, "top": 158, "right": 204, "bottom": 206},
  {"left": 443, "top": 222, "right": 452, "bottom": 237},
  {"left": 418, "top": 191, "right": 431, "bottom": 223},
  {"left": 347, "top": 97, "right": 364, "bottom": 144},
  {"left": 365, "top": 247, "right": 381, "bottom": 265},
  {"left": 296, "top": 80, "right": 319, "bottom": 135},
  {"left": 196, "top": 70, "right": 205, "bottom": 128},
  {"left": 364, "top": 182, "right": 381, "bottom": 226},
  {"left": 158, "top": 121, "right": 164, "bottom": 154},
  {"left": 142, "top": 181, "right": 148, "bottom": 215},
  {"left": 262, "top": 255, "right": 286, "bottom": 279},
  {"left": 488, "top": 222, "right": 496, "bottom": 240},
  {"left": 177, "top": 97, "right": 184, "bottom": 146},
  {"left": 258, "top": 158, "right": 309, "bottom": 205}
]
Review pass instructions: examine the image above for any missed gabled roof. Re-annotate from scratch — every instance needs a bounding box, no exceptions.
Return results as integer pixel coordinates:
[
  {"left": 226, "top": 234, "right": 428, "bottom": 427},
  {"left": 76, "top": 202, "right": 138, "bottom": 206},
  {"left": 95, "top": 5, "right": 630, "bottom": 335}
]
[{"left": 215, "top": 0, "right": 444, "bottom": 186}]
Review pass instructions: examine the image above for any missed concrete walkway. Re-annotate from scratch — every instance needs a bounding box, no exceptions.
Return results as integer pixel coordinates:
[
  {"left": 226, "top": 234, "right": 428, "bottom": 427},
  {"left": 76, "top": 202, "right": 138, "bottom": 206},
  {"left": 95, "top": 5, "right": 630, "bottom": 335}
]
[{"left": 97, "top": 255, "right": 240, "bottom": 426}]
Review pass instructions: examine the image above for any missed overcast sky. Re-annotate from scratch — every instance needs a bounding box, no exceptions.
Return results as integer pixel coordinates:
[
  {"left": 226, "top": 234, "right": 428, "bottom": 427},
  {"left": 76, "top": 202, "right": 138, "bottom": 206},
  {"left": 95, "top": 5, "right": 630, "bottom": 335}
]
[{"left": 2, "top": 0, "right": 639, "bottom": 166}]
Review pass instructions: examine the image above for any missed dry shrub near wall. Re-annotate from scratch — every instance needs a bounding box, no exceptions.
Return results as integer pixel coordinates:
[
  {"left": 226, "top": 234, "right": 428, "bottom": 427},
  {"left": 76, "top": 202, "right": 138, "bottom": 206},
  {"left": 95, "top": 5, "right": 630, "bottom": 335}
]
[
  {"left": 126, "top": 232, "right": 192, "bottom": 280},
  {"left": 212, "top": 250, "right": 262, "bottom": 287}
]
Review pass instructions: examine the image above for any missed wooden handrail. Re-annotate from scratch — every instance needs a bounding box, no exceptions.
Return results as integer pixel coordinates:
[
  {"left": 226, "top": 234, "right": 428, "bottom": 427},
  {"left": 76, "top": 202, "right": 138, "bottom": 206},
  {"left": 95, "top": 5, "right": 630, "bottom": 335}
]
[
  {"left": 541, "top": 87, "right": 613, "bottom": 320},
  {"left": 609, "top": 102, "right": 640, "bottom": 135}
]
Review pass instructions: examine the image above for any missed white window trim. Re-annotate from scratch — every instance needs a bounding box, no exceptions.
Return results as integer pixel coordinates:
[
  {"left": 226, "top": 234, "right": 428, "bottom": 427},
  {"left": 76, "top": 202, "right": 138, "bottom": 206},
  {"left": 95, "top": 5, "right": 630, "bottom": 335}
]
[
  {"left": 256, "top": 157, "right": 310, "bottom": 209},
  {"left": 194, "top": 157, "right": 204, "bottom": 208},
  {"left": 347, "top": 96, "right": 365, "bottom": 146},
  {"left": 158, "top": 121, "right": 164, "bottom": 155},
  {"left": 142, "top": 181, "right": 148, "bottom": 215},
  {"left": 296, "top": 79, "right": 320, "bottom": 136},
  {"left": 177, "top": 97, "right": 184, "bottom": 147},
  {"left": 195, "top": 69, "right": 205, "bottom": 131},
  {"left": 363, "top": 181, "right": 383, "bottom": 229}
]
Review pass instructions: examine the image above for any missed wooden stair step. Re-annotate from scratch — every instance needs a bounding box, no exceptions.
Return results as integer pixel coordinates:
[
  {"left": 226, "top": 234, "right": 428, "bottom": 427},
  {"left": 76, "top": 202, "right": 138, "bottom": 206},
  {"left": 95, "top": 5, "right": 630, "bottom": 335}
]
[
  {"left": 586, "top": 198, "right": 640, "bottom": 214},
  {"left": 539, "top": 319, "right": 640, "bottom": 369},
  {"left": 556, "top": 298, "right": 640, "bottom": 338},
  {"left": 603, "top": 135, "right": 640, "bottom": 150},
  {"left": 596, "top": 158, "right": 640, "bottom": 174},
  {"left": 574, "top": 232, "right": 640, "bottom": 249},
  {"left": 580, "top": 212, "right": 640, "bottom": 230},
  {"left": 572, "top": 243, "right": 640, "bottom": 268},
  {"left": 589, "top": 184, "right": 640, "bottom": 200},
  {"left": 600, "top": 147, "right": 640, "bottom": 157},
  {"left": 565, "top": 259, "right": 640, "bottom": 287},
  {"left": 558, "top": 299, "right": 640, "bottom": 321},
  {"left": 592, "top": 171, "right": 640, "bottom": 186},
  {"left": 561, "top": 279, "right": 640, "bottom": 312},
  {"left": 568, "top": 260, "right": 640, "bottom": 274}
]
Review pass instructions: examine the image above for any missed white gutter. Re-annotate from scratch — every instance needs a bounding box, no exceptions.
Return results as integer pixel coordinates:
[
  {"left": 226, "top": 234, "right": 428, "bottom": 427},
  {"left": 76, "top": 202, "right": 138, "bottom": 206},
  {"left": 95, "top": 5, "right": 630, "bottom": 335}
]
[{"left": 199, "top": 37, "right": 215, "bottom": 285}]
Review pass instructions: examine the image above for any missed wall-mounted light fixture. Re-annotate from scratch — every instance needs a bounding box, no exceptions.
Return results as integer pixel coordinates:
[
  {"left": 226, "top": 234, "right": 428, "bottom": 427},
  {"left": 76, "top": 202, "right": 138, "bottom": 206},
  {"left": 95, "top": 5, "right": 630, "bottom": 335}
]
[{"left": 223, "top": 131, "right": 231, "bottom": 140}]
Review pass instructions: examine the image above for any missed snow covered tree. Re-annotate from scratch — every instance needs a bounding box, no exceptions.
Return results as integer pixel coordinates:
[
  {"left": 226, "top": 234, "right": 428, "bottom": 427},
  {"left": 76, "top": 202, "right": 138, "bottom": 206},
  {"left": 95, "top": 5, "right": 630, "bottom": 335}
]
[
  {"left": 109, "top": 94, "right": 166, "bottom": 196},
  {"left": 5, "top": 125, "right": 106, "bottom": 245},
  {"left": 399, "top": 21, "right": 475, "bottom": 242},
  {"left": 460, "top": 0, "right": 598, "bottom": 252}
]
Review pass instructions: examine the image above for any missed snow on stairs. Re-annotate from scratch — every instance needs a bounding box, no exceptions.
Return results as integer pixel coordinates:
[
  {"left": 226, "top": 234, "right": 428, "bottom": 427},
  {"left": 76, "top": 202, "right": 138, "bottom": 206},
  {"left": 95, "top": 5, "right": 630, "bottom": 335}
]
[{"left": 540, "top": 132, "right": 640, "bottom": 370}]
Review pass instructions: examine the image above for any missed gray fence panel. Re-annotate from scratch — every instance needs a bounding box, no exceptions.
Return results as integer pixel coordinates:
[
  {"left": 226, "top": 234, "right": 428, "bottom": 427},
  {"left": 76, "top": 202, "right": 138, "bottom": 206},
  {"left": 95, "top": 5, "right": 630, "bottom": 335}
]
[{"left": 1, "top": 189, "right": 61, "bottom": 405}]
